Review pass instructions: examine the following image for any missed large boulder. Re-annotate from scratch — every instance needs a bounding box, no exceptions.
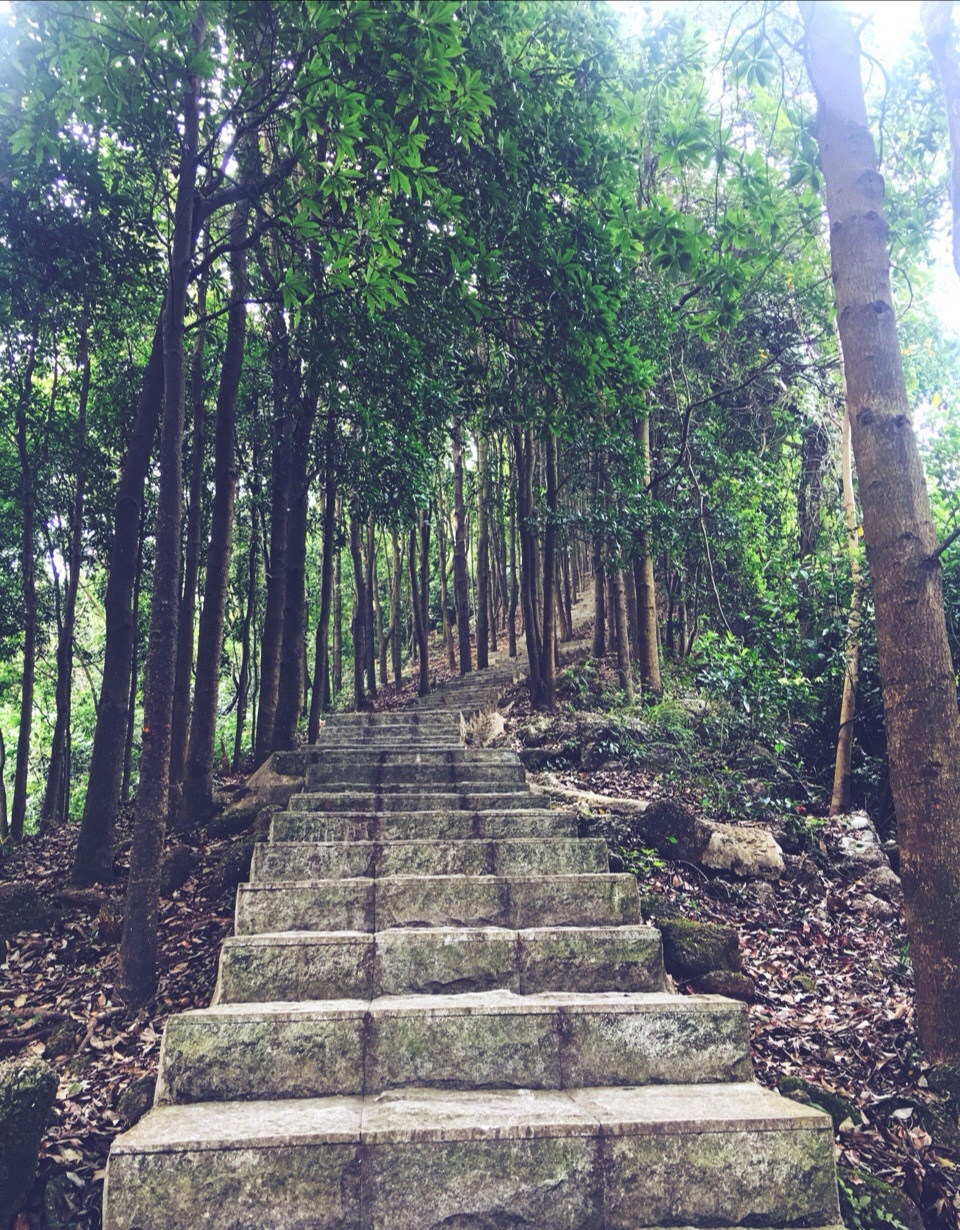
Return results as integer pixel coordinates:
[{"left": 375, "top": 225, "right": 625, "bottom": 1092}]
[
  {"left": 212, "top": 755, "right": 304, "bottom": 834},
  {"left": 658, "top": 918, "right": 742, "bottom": 979},
  {"left": 0, "top": 1059, "right": 58, "bottom": 1226},
  {"left": 0, "top": 882, "right": 60, "bottom": 940},
  {"left": 639, "top": 800, "right": 784, "bottom": 881}
]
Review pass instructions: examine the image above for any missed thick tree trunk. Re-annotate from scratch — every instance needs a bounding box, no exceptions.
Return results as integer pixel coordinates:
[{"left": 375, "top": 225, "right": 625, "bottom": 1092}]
[
  {"left": 43, "top": 312, "right": 90, "bottom": 828},
  {"left": 452, "top": 427, "right": 472, "bottom": 674},
  {"left": 71, "top": 317, "right": 164, "bottom": 885},
  {"left": 120, "top": 13, "right": 204, "bottom": 1004},
  {"left": 802, "top": 0, "right": 960, "bottom": 1061},
  {"left": 169, "top": 259, "right": 209, "bottom": 791},
  {"left": 409, "top": 523, "right": 430, "bottom": 696},
  {"left": 333, "top": 525, "right": 343, "bottom": 698},
  {"left": 476, "top": 435, "right": 490, "bottom": 671},
  {"left": 508, "top": 469, "right": 518, "bottom": 657},
  {"left": 184, "top": 220, "right": 252, "bottom": 820}
]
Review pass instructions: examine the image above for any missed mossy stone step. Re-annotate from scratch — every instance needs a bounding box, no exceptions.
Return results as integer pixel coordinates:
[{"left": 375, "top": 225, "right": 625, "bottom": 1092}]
[
  {"left": 104, "top": 1084, "right": 840, "bottom": 1230},
  {"left": 234, "top": 873, "right": 641, "bottom": 934},
  {"left": 270, "top": 808, "right": 579, "bottom": 844},
  {"left": 251, "top": 838, "right": 608, "bottom": 882},
  {"left": 214, "top": 925, "right": 667, "bottom": 1003},
  {"left": 155, "top": 991, "right": 753, "bottom": 1104},
  {"left": 288, "top": 790, "right": 550, "bottom": 813}
]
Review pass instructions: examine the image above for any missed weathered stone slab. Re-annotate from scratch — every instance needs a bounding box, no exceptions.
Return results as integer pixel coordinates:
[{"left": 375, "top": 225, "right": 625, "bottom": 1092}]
[
  {"left": 375, "top": 927, "right": 520, "bottom": 996},
  {"left": 290, "top": 790, "right": 549, "bottom": 813},
  {"left": 235, "top": 880, "right": 375, "bottom": 935},
  {"left": 215, "top": 933, "right": 374, "bottom": 1003},
  {"left": 156, "top": 1003, "right": 367, "bottom": 1103},
  {"left": 307, "top": 763, "right": 525, "bottom": 788},
  {"left": 270, "top": 809, "right": 579, "bottom": 843},
  {"left": 519, "top": 925, "right": 666, "bottom": 994}
]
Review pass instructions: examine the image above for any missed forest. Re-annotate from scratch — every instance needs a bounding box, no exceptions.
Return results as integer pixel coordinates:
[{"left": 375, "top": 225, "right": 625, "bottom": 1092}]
[{"left": 3, "top": 0, "right": 960, "bottom": 1226}]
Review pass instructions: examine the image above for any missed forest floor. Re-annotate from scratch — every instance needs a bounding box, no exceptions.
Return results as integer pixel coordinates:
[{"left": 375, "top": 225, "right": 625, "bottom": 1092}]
[{"left": 1, "top": 641, "right": 959, "bottom": 1229}]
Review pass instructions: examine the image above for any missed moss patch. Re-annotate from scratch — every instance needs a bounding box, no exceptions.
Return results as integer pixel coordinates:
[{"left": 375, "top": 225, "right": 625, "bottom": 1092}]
[
  {"left": 0, "top": 1058, "right": 58, "bottom": 1225},
  {"left": 658, "top": 918, "right": 742, "bottom": 978}
]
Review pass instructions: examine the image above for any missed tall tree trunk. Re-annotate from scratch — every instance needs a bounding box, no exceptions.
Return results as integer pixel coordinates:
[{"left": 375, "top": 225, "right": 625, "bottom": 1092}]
[
  {"left": 182, "top": 187, "right": 251, "bottom": 820},
  {"left": 436, "top": 488, "right": 457, "bottom": 670},
  {"left": 830, "top": 404, "right": 863, "bottom": 815},
  {"left": 308, "top": 425, "right": 338, "bottom": 740},
  {"left": 254, "top": 318, "right": 295, "bottom": 763},
  {"left": 374, "top": 535, "right": 388, "bottom": 689},
  {"left": 234, "top": 506, "right": 258, "bottom": 770},
  {"left": 452, "top": 427, "right": 472, "bottom": 674},
  {"left": 169, "top": 254, "right": 210, "bottom": 791},
  {"left": 274, "top": 395, "right": 317, "bottom": 748},
  {"left": 11, "top": 329, "right": 39, "bottom": 842},
  {"left": 349, "top": 512, "right": 367, "bottom": 709},
  {"left": 514, "top": 428, "right": 542, "bottom": 702},
  {"left": 43, "top": 312, "right": 90, "bottom": 827},
  {"left": 0, "top": 728, "right": 8, "bottom": 843},
  {"left": 476, "top": 435, "right": 490, "bottom": 671},
  {"left": 120, "top": 12, "right": 204, "bottom": 1004},
  {"left": 121, "top": 512, "right": 146, "bottom": 805},
  {"left": 540, "top": 432, "right": 558, "bottom": 709},
  {"left": 333, "top": 522, "right": 343, "bottom": 698},
  {"left": 389, "top": 531, "right": 403, "bottom": 690},
  {"left": 612, "top": 567, "right": 635, "bottom": 702},
  {"left": 636, "top": 414, "right": 663, "bottom": 694},
  {"left": 364, "top": 515, "right": 378, "bottom": 700},
  {"left": 409, "top": 523, "right": 430, "bottom": 696},
  {"left": 802, "top": 0, "right": 960, "bottom": 1062},
  {"left": 508, "top": 465, "right": 518, "bottom": 657},
  {"left": 591, "top": 454, "right": 607, "bottom": 659}
]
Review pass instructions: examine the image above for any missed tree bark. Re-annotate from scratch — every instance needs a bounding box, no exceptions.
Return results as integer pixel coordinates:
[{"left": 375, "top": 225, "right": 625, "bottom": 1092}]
[
  {"left": 830, "top": 404, "right": 863, "bottom": 815},
  {"left": 452, "top": 426, "right": 473, "bottom": 674},
  {"left": 234, "top": 505, "right": 258, "bottom": 770},
  {"left": 182, "top": 185, "right": 251, "bottom": 821},
  {"left": 71, "top": 315, "right": 164, "bottom": 885},
  {"left": 364, "top": 515, "right": 378, "bottom": 700},
  {"left": 333, "top": 519, "right": 343, "bottom": 698},
  {"left": 591, "top": 454, "right": 607, "bottom": 659},
  {"left": 435, "top": 486, "right": 457, "bottom": 670},
  {"left": 514, "top": 427, "right": 543, "bottom": 703},
  {"left": 611, "top": 566, "right": 635, "bottom": 702},
  {"left": 540, "top": 431, "right": 558, "bottom": 709},
  {"left": 120, "top": 10, "right": 204, "bottom": 1004},
  {"left": 409, "top": 523, "right": 430, "bottom": 696},
  {"left": 636, "top": 414, "right": 663, "bottom": 694},
  {"left": 308, "top": 417, "right": 338, "bottom": 740},
  {"left": 42, "top": 311, "right": 90, "bottom": 828},
  {"left": 802, "top": 0, "right": 960, "bottom": 1061},
  {"left": 476, "top": 435, "right": 490, "bottom": 670},
  {"left": 349, "top": 512, "right": 367, "bottom": 709}
]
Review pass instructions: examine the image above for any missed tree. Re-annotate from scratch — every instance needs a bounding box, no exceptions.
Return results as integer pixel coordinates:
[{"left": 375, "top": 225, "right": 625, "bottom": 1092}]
[{"left": 801, "top": 0, "right": 960, "bottom": 1063}]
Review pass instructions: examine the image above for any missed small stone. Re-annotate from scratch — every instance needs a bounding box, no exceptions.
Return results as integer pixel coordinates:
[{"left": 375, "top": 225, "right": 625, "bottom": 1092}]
[
  {"left": 160, "top": 843, "right": 198, "bottom": 896},
  {"left": 688, "top": 970, "right": 756, "bottom": 1001},
  {"left": 0, "top": 882, "right": 60, "bottom": 939},
  {"left": 701, "top": 824, "right": 785, "bottom": 881},
  {"left": 792, "top": 973, "right": 817, "bottom": 994},
  {"left": 117, "top": 1074, "right": 156, "bottom": 1127},
  {"left": 859, "top": 864, "right": 901, "bottom": 902},
  {"left": 658, "top": 918, "right": 742, "bottom": 978},
  {"left": 205, "top": 841, "right": 254, "bottom": 900},
  {"left": 638, "top": 894, "right": 683, "bottom": 923},
  {"left": 779, "top": 1076, "right": 862, "bottom": 1131},
  {"left": 0, "top": 1058, "right": 58, "bottom": 1226}
]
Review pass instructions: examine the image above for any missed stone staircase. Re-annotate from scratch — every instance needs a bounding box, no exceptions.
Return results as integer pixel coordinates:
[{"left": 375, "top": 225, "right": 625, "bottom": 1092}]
[{"left": 103, "top": 674, "right": 842, "bottom": 1229}]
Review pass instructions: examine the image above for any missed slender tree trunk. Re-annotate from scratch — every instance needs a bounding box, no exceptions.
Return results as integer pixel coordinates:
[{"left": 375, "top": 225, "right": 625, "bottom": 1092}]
[
  {"left": 830, "top": 405, "right": 863, "bottom": 815},
  {"left": 234, "top": 508, "right": 258, "bottom": 770},
  {"left": 803, "top": 0, "right": 960, "bottom": 1061},
  {"left": 389, "top": 531, "right": 403, "bottom": 690},
  {"left": 514, "top": 427, "right": 542, "bottom": 701},
  {"left": 72, "top": 314, "right": 163, "bottom": 882},
  {"left": 409, "top": 523, "right": 430, "bottom": 696},
  {"left": 540, "top": 432, "right": 558, "bottom": 709},
  {"left": 121, "top": 513, "right": 145, "bottom": 805},
  {"left": 43, "top": 312, "right": 90, "bottom": 827},
  {"left": 374, "top": 535, "right": 388, "bottom": 689},
  {"left": 476, "top": 435, "right": 490, "bottom": 671},
  {"left": 11, "top": 331, "right": 39, "bottom": 842},
  {"left": 365, "top": 515, "right": 378, "bottom": 700},
  {"left": 170, "top": 254, "right": 210, "bottom": 790},
  {"left": 254, "top": 317, "right": 295, "bottom": 763},
  {"left": 350, "top": 512, "right": 367, "bottom": 709},
  {"left": 274, "top": 394, "right": 317, "bottom": 748},
  {"left": 333, "top": 524, "right": 343, "bottom": 698},
  {"left": 120, "top": 12, "right": 204, "bottom": 1004},
  {"left": 612, "top": 567, "right": 635, "bottom": 701},
  {"left": 591, "top": 455, "right": 607, "bottom": 659},
  {"left": 452, "top": 427, "right": 472, "bottom": 674},
  {"left": 508, "top": 467, "right": 518, "bottom": 657},
  {"left": 308, "top": 428, "right": 338, "bottom": 739},
  {"left": 436, "top": 488, "right": 457, "bottom": 670},
  {"left": 184, "top": 200, "right": 252, "bottom": 817},
  {"left": 636, "top": 415, "right": 663, "bottom": 694},
  {"left": 0, "top": 728, "right": 7, "bottom": 843}
]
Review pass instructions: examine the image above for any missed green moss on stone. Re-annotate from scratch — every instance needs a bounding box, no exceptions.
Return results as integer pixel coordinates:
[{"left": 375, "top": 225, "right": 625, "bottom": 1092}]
[
  {"left": 0, "top": 1058, "right": 58, "bottom": 1225},
  {"left": 658, "top": 918, "right": 741, "bottom": 978},
  {"left": 780, "top": 1076, "right": 862, "bottom": 1130}
]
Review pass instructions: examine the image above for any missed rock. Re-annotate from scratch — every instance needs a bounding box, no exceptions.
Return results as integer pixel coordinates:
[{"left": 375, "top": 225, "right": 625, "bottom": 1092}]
[
  {"left": 779, "top": 1076, "right": 862, "bottom": 1132},
  {"left": 44, "top": 1169, "right": 83, "bottom": 1230},
  {"left": 117, "top": 1073, "right": 156, "bottom": 1127},
  {"left": 639, "top": 895, "right": 683, "bottom": 923},
  {"left": 518, "top": 747, "right": 573, "bottom": 772},
  {"left": 0, "top": 1058, "right": 58, "bottom": 1226},
  {"left": 160, "top": 843, "right": 198, "bottom": 896},
  {"left": 701, "top": 824, "right": 785, "bottom": 881},
  {"left": 752, "top": 881, "right": 777, "bottom": 906},
  {"left": 832, "top": 810, "right": 889, "bottom": 874},
  {"left": 928, "top": 1061, "right": 960, "bottom": 1104},
  {"left": 253, "top": 806, "right": 277, "bottom": 843},
  {"left": 859, "top": 864, "right": 901, "bottom": 903},
  {"left": 792, "top": 973, "right": 817, "bottom": 994},
  {"left": 46, "top": 1016, "right": 80, "bottom": 1057},
  {"left": 860, "top": 893, "right": 896, "bottom": 922},
  {"left": 205, "top": 841, "right": 254, "bottom": 900},
  {"left": 782, "top": 854, "right": 827, "bottom": 896},
  {"left": 214, "top": 756, "right": 304, "bottom": 834},
  {"left": 638, "top": 800, "right": 784, "bottom": 881},
  {"left": 0, "top": 882, "right": 60, "bottom": 939},
  {"left": 688, "top": 970, "right": 756, "bottom": 1001},
  {"left": 658, "top": 918, "right": 742, "bottom": 978},
  {"left": 519, "top": 716, "right": 555, "bottom": 748},
  {"left": 838, "top": 1170, "right": 924, "bottom": 1230}
]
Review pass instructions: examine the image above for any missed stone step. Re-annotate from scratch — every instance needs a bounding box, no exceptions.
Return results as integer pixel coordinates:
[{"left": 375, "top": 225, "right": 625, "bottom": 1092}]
[
  {"left": 306, "top": 763, "right": 526, "bottom": 788},
  {"left": 234, "top": 874, "right": 641, "bottom": 935},
  {"left": 155, "top": 991, "right": 752, "bottom": 1104},
  {"left": 251, "top": 837, "right": 608, "bottom": 881},
  {"left": 303, "top": 777, "right": 528, "bottom": 796},
  {"left": 288, "top": 790, "right": 550, "bottom": 813},
  {"left": 271, "top": 808, "right": 579, "bottom": 843},
  {"left": 214, "top": 925, "right": 666, "bottom": 1002},
  {"left": 104, "top": 1084, "right": 840, "bottom": 1230},
  {"left": 276, "top": 749, "right": 520, "bottom": 774}
]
